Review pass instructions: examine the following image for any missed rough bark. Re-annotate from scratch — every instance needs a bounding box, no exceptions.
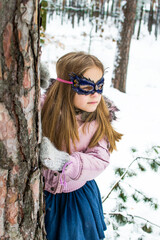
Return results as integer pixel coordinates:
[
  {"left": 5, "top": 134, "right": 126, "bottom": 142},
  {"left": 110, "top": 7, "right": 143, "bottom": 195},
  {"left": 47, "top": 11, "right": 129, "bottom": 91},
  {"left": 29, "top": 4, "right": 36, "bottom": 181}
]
[
  {"left": 112, "top": 0, "right": 137, "bottom": 93},
  {"left": 0, "top": 0, "right": 46, "bottom": 239}
]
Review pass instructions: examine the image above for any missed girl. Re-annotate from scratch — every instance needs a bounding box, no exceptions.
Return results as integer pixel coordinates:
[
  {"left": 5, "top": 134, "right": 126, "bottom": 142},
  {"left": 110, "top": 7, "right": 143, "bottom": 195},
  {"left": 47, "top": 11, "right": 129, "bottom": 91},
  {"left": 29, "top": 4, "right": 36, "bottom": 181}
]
[{"left": 40, "top": 52, "right": 122, "bottom": 240}]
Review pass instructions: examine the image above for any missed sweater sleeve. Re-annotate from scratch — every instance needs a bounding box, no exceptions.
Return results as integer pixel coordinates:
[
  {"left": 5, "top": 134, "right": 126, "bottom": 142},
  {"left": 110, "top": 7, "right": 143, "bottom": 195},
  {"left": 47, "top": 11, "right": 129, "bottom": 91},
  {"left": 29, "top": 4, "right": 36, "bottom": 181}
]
[{"left": 64, "top": 138, "right": 110, "bottom": 182}]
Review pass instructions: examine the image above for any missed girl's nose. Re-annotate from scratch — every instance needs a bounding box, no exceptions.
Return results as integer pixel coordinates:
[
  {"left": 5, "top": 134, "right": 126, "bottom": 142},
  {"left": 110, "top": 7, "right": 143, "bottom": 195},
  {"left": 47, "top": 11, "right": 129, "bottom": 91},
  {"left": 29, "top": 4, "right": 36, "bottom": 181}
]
[{"left": 91, "top": 91, "right": 99, "bottom": 97}]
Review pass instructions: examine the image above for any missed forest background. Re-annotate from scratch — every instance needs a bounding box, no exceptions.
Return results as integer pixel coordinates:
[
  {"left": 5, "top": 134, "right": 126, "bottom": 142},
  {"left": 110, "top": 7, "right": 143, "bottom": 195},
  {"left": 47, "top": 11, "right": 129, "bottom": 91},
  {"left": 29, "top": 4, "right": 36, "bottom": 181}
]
[{"left": 40, "top": 0, "right": 160, "bottom": 239}]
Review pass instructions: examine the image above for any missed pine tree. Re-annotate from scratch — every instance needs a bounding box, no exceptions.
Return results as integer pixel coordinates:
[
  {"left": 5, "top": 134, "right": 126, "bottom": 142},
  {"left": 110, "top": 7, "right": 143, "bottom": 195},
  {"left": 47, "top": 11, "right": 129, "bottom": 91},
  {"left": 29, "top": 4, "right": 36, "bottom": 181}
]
[{"left": 102, "top": 146, "right": 160, "bottom": 239}]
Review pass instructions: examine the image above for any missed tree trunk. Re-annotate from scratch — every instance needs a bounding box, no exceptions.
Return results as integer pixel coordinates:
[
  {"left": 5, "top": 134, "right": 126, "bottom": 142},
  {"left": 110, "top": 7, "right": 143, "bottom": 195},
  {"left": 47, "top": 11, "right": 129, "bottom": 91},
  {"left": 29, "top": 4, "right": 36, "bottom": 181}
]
[
  {"left": 137, "top": 2, "right": 144, "bottom": 40},
  {"left": 111, "top": 0, "right": 115, "bottom": 17},
  {"left": 112, "top": 0, "right": 137, "bottom": 93},
  {"left": 106, "top": 0, "right": 110, "bottom": 19},
  {"left": 148, "top": 0, "right": 154, "bottom": 34},
  {"left": 114, "top": 0, "right": 121, "bottom": 25},
  {"left": 0, "top": 1, "right": 46, "bottom": 239},
  {"left": 155, "top": 0, "right": 160, "bottom": 39}
]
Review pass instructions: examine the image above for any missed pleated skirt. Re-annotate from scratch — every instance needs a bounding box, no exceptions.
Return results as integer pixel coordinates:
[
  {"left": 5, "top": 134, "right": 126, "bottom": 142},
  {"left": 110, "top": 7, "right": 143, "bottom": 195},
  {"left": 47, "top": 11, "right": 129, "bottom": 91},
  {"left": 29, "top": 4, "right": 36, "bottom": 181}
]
[{"left": 44, "top": 180, "right": 106, "bottom": 240}]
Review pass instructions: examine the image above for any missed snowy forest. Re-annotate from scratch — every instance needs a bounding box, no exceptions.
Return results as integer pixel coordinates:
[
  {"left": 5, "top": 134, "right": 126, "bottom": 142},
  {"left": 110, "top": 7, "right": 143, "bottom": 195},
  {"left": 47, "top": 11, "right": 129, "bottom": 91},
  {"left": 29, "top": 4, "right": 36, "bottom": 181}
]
[
  {"left": 0, "top": 0, "right": 160, "bottom": 239},
  {"left": 40, "top": 0, "right": 160, "bottom": 239},
  {"left": 40, "top": 0, "right": 160, "bottom": 93},
  {"left": 40, "top": 0, "right": 160, "bottom": 38}
]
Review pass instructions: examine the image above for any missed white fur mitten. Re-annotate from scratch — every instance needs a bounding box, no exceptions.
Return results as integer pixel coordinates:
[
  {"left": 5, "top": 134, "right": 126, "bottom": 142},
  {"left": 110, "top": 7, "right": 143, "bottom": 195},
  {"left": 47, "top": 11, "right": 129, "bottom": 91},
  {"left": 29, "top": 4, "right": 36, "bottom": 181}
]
[{"left": 40, "top": 137, "right": 69, "bottom": 171}]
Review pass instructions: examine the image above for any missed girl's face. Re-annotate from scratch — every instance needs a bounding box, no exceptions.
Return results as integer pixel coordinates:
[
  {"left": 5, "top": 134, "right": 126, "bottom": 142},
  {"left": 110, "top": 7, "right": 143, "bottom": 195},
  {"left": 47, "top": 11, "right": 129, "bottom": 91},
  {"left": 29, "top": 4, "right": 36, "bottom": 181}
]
[{"left": 73, "top": 66, "right": 103, "bottom": 112}]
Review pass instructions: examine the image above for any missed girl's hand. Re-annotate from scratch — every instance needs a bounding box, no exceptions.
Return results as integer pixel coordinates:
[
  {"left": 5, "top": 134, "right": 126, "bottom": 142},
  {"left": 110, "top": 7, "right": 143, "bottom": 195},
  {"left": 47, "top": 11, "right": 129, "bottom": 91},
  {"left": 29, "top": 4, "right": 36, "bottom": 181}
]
[{"left": 40, "top": 137, "right": 69, "bottom": 171}]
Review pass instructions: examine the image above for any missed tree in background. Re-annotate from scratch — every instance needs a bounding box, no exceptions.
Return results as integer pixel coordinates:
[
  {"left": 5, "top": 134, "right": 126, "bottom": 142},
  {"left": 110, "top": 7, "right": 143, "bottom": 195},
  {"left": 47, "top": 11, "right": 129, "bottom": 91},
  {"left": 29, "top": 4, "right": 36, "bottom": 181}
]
[
  {"left": 0, "top": 1, "right": 45, "bottom": 239},
  {"left": 155, "top": 0, "right": 160, "bottom": 39},
  {"left": 137, "top": 1, "right": 144, "bottom": 40},
  {"left": 111, "top": 0, "right": 137, "bottom": 93},
  {"left": 148, "top": 0, "right": 155, "bottom": 34}
]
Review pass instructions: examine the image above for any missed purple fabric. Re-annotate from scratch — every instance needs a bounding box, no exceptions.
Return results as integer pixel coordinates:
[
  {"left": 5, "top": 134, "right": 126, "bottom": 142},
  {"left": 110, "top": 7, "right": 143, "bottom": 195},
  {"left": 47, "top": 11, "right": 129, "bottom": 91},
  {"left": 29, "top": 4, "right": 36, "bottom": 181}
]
[
  {"left": 60, "top": 161, "right": 73, "bottom": 189},
  {"left": 42, "top": 120, "right": 110, "bottom": 194}
]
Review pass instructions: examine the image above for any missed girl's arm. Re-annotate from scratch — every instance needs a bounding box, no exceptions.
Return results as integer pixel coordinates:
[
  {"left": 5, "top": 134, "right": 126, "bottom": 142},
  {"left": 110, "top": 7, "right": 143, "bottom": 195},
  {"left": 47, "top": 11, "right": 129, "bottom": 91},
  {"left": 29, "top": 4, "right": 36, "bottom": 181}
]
[
  {"left": 64, "top": 138, "right": 110, "bottom": 182},
  {"left": 40, "top": 136, "right": 110, "bottom": 183}
]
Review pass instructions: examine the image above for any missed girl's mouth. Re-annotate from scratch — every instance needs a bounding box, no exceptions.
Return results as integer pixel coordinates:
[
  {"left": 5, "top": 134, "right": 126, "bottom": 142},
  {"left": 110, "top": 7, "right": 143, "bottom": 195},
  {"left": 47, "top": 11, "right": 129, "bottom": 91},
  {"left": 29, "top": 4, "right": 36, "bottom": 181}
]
[{"left": 88, "top": 102, "right": 98, "bottom": 104}]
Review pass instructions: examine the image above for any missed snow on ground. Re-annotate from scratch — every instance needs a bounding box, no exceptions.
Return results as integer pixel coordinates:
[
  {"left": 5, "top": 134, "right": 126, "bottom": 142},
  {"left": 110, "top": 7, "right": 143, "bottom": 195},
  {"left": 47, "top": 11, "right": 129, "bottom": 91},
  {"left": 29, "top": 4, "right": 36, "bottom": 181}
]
[{"left": 41, "top": 12, "right": 160, "bottom": 239}]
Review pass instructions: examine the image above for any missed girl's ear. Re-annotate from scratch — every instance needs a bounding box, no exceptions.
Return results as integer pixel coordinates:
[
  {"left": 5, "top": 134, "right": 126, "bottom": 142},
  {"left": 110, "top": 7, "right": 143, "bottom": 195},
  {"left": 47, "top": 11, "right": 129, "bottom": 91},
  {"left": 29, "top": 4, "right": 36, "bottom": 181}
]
[{"left": 40, "top": 62, "right": 51, "bottom": 89}]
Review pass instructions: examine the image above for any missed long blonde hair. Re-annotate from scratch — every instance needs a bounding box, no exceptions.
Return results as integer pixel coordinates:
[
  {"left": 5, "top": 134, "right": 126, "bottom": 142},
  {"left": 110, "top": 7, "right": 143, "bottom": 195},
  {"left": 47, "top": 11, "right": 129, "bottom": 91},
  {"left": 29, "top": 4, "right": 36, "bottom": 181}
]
[{"left": 41, "top": 52, "right": 122, "bottom": 153}]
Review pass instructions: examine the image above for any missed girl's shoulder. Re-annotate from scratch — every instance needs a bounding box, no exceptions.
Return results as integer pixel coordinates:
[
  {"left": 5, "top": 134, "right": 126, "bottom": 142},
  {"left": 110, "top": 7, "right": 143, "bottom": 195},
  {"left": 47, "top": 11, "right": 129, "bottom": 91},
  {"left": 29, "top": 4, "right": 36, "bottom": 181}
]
[{"left": 103, "top": 95, "right": 119, "bottom": 122}]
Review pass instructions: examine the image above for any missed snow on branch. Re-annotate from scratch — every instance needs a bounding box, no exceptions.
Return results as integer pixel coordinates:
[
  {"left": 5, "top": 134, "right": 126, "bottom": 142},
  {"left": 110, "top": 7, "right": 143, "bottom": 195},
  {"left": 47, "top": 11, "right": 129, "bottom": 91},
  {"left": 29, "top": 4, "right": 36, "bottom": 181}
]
[
  {"left": 107, "top": 212, "right": 160, "bottom": 229},
  {"left": 102, "top": 154, "right": 160, "bottom": 203}
]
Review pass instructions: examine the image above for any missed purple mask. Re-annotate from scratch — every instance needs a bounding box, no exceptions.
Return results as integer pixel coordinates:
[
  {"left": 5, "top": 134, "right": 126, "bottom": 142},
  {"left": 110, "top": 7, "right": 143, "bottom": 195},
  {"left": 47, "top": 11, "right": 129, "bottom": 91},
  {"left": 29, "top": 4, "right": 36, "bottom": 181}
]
[{"left": 56, "top": 73, "right": 104, "bottom": 95}]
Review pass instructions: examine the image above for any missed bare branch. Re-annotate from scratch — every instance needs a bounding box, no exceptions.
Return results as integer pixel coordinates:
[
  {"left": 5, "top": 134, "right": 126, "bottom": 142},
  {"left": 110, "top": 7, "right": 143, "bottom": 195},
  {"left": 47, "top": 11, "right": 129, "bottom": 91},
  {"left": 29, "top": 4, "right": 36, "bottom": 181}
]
[
  {"left": 102, "top": 156, "right": 160, "bottom": 203},
  {"left": 107, "top": 212, "right": 160, "bottom": 229}
]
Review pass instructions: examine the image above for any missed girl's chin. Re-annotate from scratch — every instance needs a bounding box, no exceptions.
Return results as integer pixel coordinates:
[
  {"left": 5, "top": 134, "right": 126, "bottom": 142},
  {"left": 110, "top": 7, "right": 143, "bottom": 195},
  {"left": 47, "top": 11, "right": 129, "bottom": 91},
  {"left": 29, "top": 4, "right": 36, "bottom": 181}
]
[{"left": 83, "top": 107, "right": 97, "bottom": 113}]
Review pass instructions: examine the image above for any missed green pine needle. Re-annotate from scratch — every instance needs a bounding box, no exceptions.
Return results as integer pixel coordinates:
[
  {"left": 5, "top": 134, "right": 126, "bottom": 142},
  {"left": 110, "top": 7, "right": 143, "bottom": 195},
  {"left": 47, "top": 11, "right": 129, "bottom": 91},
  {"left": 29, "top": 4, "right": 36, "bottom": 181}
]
[
  {"left": 138, "top": 163, "right": 146, "bottom": 171},
  {"left": 142, "top": 224, "right": 152, "bottom": 233}
]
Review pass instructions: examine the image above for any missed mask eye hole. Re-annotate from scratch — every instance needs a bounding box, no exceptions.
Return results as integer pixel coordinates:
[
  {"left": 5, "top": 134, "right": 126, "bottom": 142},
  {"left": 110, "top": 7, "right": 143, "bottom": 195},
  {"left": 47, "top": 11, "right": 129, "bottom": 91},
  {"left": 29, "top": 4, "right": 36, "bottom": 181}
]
[
  {"left": 98, "top": 84, "right": 103, "bottom": 90},
  {"left": 80, "top": 85, "right": 94, "bottom": 91}
]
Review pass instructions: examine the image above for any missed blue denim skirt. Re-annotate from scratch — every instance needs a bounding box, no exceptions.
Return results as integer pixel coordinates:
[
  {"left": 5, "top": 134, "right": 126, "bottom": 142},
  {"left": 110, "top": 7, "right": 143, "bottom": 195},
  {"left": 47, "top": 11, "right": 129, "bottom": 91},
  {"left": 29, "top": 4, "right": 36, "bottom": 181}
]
[{"left": 44, "top": 180, "right": 106, "bottom": 240}]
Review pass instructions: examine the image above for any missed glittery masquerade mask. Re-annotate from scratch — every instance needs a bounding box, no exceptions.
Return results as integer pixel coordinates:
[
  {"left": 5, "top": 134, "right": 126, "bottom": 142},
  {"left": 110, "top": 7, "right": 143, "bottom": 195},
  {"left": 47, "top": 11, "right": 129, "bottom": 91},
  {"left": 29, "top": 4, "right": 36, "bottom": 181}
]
[{"left": 56, "top": 73, "right": 104, "bottom": 95}]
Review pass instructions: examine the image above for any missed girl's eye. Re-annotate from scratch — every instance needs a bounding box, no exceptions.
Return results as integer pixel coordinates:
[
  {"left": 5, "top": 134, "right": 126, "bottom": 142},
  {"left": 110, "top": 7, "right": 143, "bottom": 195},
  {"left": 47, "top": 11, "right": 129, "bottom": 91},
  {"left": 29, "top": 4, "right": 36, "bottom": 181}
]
[{"left": 80, "top": 85, "right": 93, "bottom": 91}]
